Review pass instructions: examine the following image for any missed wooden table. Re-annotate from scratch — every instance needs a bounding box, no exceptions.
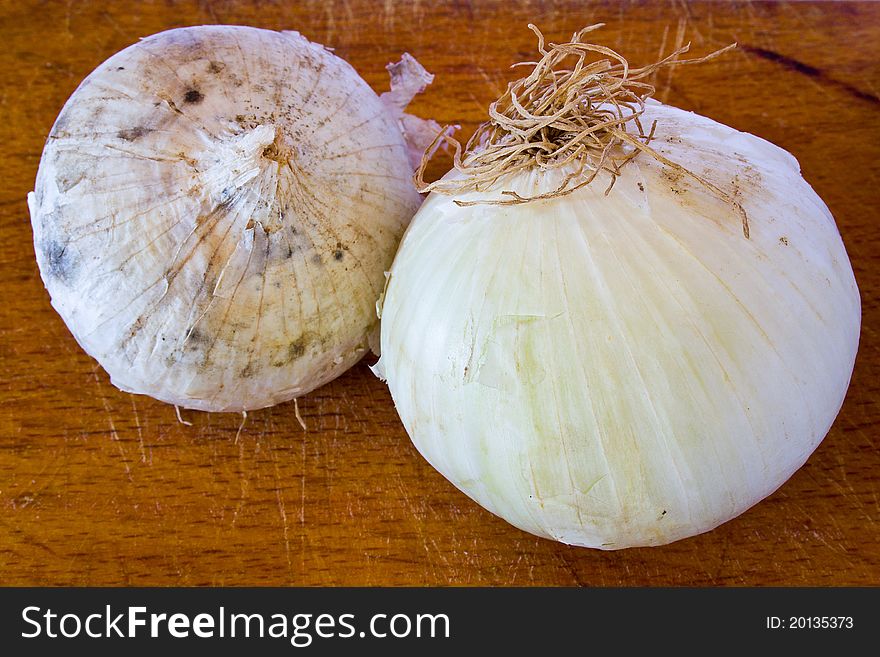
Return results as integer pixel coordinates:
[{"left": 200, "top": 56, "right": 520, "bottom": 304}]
[{"left": 1, "top": 0, "right": 877, "bottom": 586}]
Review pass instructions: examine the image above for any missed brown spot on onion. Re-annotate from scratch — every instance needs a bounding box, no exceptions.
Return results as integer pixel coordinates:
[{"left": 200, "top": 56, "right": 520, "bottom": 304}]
[{"left": 184, "top": 89, "right": 204, "bottom": 104}]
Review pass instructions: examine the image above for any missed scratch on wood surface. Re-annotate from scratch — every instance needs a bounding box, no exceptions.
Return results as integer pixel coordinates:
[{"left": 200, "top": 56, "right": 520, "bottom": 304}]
[
  {"left": 118, "top": 556, "right": 132, "bottom": 586},
  {"left": 91, "top": 369, "right": 133, "bottom": 484},
  {"left": 395, "top": 473, "right": 431, "bottom": 562},
  {"left": 510, "top": 553, "right": 524, "bottom": 584},
  {"left": 63, "top": 0, "right": 74, "bottom": 40},
  {"left": 323, "top": 2, "right": 337, "bottom": 44},
  {"left": 555, "top": 549, "right": 587, "bottom": 587},
  {"left": 654, "top": 23, "right": 671, "bottom": 98},
  {"left": 275, "top": 474, "right": 293, "bottom": 576},
  {"left": 299, "top": 439, "right": 306, "bottom": 526},
  {"left": 475, "top": 65, "right": 502, "bottom": 97},
  {"left": 230, "top": 437, "right": 250, "bottom": 528},
  {"left": 659, "top": 18, "right": 688, "bottom": 103},
  {"left": 674, "top": 0, "right": 705, "bottom": 44},
  {"left": 808, "top": 452, "right": 877, "bottom": 524},
  {"left": 100, "top": 9, "right": 124, "bottom": 37},
  {"left": 713, "top": 532, "right": 734, "bottom": 583},
  {"left": 195, "top": 0, "right": 220, "bottom": 23},
  {"left": 412, "top": 0, "right": 425, "bottom": 29},
  {"left": 813, "top": 517, "right": 848, "bottom": 557},
  {"left": 299, "top": 438, "right": 307, "bottom": 578},
  {"left": 129, "top": 397, "right": 149, "bottom": 465},
  {"left": 5, "top": 523, "right": 60, "bottom": 559},
  {"left": 383, "top": 0, "right": 396, "bottom": 32}
]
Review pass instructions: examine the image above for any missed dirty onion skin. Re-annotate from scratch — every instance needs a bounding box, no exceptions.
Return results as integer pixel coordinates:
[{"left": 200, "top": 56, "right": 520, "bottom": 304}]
[
  {"left": 29, "top": 26, "right": 435, "bottom": 412},
  {"left": 376, "top": 26, "right": 861, "bottom": 549}
]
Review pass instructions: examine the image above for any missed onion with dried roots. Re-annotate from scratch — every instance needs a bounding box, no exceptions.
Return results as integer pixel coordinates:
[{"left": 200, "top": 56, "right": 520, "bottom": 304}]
[
  {"left": 376, "top": 26, "right": 861, "bottom": 548},
  {"left": 29, "top": 25, "right": 439, "bottom": 412}
]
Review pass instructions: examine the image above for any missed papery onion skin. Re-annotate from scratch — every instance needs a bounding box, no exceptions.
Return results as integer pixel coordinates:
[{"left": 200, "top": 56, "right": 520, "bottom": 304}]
[
  {"left": 378, "top": 102, "right": 860, "bottom": 549},
  {"left": 29, "top": 25, "right": 425, "bottom": 412}
]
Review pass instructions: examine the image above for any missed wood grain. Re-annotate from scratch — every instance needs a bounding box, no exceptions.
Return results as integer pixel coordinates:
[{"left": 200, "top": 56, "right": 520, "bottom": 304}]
[{"left": 1, "top": 0, "right": 878, "bottom": 586}]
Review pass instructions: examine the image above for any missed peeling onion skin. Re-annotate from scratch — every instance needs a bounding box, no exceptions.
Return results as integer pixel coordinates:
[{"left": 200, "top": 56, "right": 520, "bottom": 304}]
[
  {"left": 377, "top": 102, "right": 861, "bottom": 549},
  {"left": 29, "top": 26, "right": 425, "bottom": 412}
]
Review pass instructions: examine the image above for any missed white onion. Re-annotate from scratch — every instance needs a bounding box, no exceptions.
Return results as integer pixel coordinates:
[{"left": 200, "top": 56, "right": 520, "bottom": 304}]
[
  {"left": 376, "top": 98, "right": 860, "bottom": 549},
  {"left": 29, "top": 25, "right": 435, "bottom": 412}
]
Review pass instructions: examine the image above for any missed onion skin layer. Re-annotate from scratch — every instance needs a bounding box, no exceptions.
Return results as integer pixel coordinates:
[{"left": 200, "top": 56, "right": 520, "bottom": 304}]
[
  {"left": 29, "top": 26, "right": 422, "bottom": 412},
  {"left": 378, "top": 102, "right": 860, "bottom": 549}
]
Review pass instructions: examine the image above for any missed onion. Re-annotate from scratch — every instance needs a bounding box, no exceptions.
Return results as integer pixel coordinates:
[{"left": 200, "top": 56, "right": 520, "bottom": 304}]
[
  {"left": 29, "top": 25, "right": 438, "bottom": 412},
  {"left": 375, "top": 26, "right": 860, "bottom": 548}
]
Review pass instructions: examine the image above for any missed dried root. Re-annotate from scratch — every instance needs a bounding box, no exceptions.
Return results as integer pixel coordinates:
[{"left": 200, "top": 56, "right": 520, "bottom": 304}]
[{"left": 416, "top": 24, "right": 749, "bottom": 237}]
